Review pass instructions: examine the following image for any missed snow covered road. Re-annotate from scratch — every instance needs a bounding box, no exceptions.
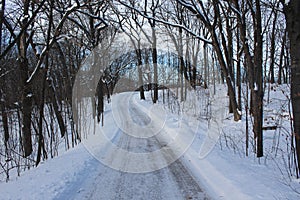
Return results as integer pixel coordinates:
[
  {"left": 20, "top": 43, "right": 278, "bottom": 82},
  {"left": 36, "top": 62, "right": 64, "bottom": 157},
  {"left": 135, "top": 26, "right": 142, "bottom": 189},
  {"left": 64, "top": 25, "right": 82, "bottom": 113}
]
[
  {"left": 55, "top": 92, "right": 209, "bottom": 200},
  {"left": 54, "top": 153, "right": 208, "bottom": 200},
  {"left": 2, "top": 90, "right": 299, "bottom": 199}
]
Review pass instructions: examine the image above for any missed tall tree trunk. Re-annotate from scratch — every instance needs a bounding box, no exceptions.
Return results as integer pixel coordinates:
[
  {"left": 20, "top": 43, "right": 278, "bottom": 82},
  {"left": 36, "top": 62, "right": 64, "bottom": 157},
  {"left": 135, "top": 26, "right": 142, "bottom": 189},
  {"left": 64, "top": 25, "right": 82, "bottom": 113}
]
[
  {"left": 226, "top": 12, "right": 234, "bottom": 113},
  {"left": 236, "top": 29, "right": 242, "bottom": 111},
  {"left": 36, "top": 67, "right": 47, "bottom": 166},
  {"left": 0, "top": 0, "right": 8, "bottom": 145},
  {"left": 284, "top": 0, "right": 300, "bottom": 174},
  {"left": 269, "top": 6, "right": 278, "bottom": 84},
  {"left": 37, "top": 1, "right": 53, "bottom": 165},
  {"left": 253, "top": 0, "right": 264, "bottom": 157},
  {"left": 203, "top": 42, "right": 208, "bottom": 89},
  {"left": 150, "top": 2, "right": 158, "bottom": 104},
  {"left": 21, "top": 60, "right": 33, "bottom": 157},
  {"left": 234, "top": 0, "right": 263, "bottom": 157},
  {"left": 152, "top": 33, "right": 158, "bottom": 103},
  {"left": 20, "top": 0, "right": 32, "bottom": 157}
]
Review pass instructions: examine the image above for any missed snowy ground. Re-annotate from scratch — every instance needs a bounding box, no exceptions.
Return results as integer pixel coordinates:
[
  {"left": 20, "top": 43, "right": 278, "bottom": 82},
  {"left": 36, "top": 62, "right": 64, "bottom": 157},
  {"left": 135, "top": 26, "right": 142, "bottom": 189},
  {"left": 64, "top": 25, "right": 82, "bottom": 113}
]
[{"left": 0, "top": 87, "right": 300, "bottom": 200}]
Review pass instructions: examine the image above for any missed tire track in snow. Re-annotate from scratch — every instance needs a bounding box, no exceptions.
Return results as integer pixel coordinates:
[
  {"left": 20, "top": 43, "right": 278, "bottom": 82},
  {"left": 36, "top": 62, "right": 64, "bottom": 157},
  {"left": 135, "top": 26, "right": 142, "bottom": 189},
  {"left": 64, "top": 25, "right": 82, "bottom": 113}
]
[{"left": 55, "top": 92, "right": 209, "bottom": 200}]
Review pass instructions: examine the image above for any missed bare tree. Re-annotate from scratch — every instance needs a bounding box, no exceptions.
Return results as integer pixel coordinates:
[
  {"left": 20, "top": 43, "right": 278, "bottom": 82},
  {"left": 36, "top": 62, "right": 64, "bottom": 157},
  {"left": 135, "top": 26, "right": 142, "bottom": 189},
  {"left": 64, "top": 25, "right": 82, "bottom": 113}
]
[
  {"left": 282, "top": 0, "right": 300, "bottom": 176},
  {"left": 232, "top": 0, "right": 264, "bottom": 157},
  {"left": 176, "top": 0, "right": 241, "bottom": 121},
  {"left": 116, "top": 2, "right": 147, "bottom": 100}
]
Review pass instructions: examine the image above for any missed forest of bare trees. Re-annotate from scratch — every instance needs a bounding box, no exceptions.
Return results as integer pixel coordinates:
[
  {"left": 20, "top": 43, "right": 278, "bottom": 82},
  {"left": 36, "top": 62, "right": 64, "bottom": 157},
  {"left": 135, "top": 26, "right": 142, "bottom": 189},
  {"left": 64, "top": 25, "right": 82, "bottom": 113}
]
[{"left": 1, "top": 0, "right": 300, "bottom": 181}]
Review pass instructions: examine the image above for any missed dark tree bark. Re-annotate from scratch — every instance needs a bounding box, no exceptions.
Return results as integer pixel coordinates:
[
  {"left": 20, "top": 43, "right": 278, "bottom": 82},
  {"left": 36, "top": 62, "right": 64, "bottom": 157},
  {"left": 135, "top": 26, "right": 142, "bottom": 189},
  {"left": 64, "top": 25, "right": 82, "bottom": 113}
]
[
  {"left": 225, "top": 8, "right": 235, "bottom": 113},
  {"left": 136, "top": 46, "right": 145, "bottom": 100},
  {"left": 20, "top": 0, "right": 33, "bottom": 157},
  {"left": 269, "top": 4, "right": 279, "bottom": 84},
  {"left": 283, "top": 0, "right": 300, "bottom": 174},
  {"left": 0, "top": 90, "right": 9, "bottom": 144},
  {"left": 0, "top": 0, "right": 8, "bottom": 143},
  {"left": 96, "top": 78, "right": 104, "bottom": 126},
  {"left": 152, "top": 32, "right": 158, "bottom": 103},
  {"left": 36, "top": 0, "right": 54, "bottom": 166},
  {"left": 36, "top": 67, "right": 48, "bottom": 166},
  {"left": 236, "top": 29, "right": 242, "bottom": 111},
  {"left": 253, "top": 0, "right": 264, "bottom": 157}
]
